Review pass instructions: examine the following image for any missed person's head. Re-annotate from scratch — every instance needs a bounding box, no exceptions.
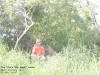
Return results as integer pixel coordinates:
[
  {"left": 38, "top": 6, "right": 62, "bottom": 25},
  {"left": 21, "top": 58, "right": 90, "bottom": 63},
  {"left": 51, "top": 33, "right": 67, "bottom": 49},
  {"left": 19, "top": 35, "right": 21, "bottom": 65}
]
[{"left": 36, "top": 39, "right": 41, "bottom": 46}]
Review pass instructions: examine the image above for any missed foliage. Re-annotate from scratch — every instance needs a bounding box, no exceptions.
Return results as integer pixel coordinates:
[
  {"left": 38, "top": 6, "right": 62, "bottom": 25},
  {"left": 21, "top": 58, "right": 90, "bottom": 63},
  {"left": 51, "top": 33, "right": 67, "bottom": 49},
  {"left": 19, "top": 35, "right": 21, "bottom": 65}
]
[
  {"left": 0, "top": 0, "right": 100, "bottom": 74},
  {"left": 0, "top": 44, "right": 100, "bottom": 75},
  {"left": 0, "top": 0, "right": 97, "bottom": 52}
]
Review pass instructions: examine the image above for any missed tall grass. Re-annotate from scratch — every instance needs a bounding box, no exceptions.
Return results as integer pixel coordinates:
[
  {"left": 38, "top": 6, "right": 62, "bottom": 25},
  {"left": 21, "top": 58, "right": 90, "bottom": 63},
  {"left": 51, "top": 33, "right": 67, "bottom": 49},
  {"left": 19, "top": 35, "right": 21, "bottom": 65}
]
[{"left": 0, "top": 42, "right": 100, "bottom": 75}]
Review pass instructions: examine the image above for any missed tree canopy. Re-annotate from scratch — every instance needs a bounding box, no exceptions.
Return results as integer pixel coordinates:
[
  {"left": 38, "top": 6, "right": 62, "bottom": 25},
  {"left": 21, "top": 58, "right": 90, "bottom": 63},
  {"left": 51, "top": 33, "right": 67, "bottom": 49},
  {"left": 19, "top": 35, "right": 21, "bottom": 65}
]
[{"left": 0, "top": 0, "right": 99, "bottom": 52}]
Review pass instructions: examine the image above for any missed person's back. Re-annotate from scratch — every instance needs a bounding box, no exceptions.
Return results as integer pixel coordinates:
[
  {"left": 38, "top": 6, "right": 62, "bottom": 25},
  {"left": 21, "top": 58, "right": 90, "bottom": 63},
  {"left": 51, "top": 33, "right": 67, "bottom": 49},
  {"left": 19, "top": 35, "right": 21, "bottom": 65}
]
[
  {"left": 31, "top": 39, "right": 45, "bottom": 60},
  {"left": 33, "top": 44, "right": 45, "bottom": 56}
]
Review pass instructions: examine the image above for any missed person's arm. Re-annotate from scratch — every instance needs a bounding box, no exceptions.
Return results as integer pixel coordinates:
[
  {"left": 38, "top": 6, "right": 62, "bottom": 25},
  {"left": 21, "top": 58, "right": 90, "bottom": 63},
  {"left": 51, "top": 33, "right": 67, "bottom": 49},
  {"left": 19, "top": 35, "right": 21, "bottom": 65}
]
[
  {"left": 41, "top": 47, "right": 45, "bottom": 60},
  {"left": 41, "top": 47, "right": 45, "bottom": 56}
]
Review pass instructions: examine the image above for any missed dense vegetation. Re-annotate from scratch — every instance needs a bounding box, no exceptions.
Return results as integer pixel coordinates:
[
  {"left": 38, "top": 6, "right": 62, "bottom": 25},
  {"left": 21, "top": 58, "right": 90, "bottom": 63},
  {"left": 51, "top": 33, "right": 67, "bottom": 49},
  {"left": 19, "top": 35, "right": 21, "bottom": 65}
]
[{"left": 0, "top": 0, "right": 100, "bottom": 75}]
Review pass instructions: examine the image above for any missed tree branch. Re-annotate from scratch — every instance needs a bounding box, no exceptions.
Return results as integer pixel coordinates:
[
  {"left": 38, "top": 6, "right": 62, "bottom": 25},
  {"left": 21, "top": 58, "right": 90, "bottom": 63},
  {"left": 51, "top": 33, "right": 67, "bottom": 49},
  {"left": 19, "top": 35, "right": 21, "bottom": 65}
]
[{"left": 14, "top": 7, "right": 35, "bottom": 51}]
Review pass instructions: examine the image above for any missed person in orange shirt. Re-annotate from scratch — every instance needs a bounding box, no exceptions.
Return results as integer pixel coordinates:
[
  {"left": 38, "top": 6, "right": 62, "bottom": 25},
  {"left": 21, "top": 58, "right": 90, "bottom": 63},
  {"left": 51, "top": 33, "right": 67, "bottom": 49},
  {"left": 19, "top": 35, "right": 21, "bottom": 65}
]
[{"left": 31, "top": 39, "right": 45, "bottom": 60}]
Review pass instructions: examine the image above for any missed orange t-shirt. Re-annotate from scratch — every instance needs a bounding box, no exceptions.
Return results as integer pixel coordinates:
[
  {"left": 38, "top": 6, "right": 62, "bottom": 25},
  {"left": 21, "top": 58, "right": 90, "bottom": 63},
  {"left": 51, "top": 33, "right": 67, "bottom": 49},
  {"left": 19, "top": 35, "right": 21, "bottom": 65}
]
[{"left": 32, "top": 45, "right": 45, "bottom": 56}]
